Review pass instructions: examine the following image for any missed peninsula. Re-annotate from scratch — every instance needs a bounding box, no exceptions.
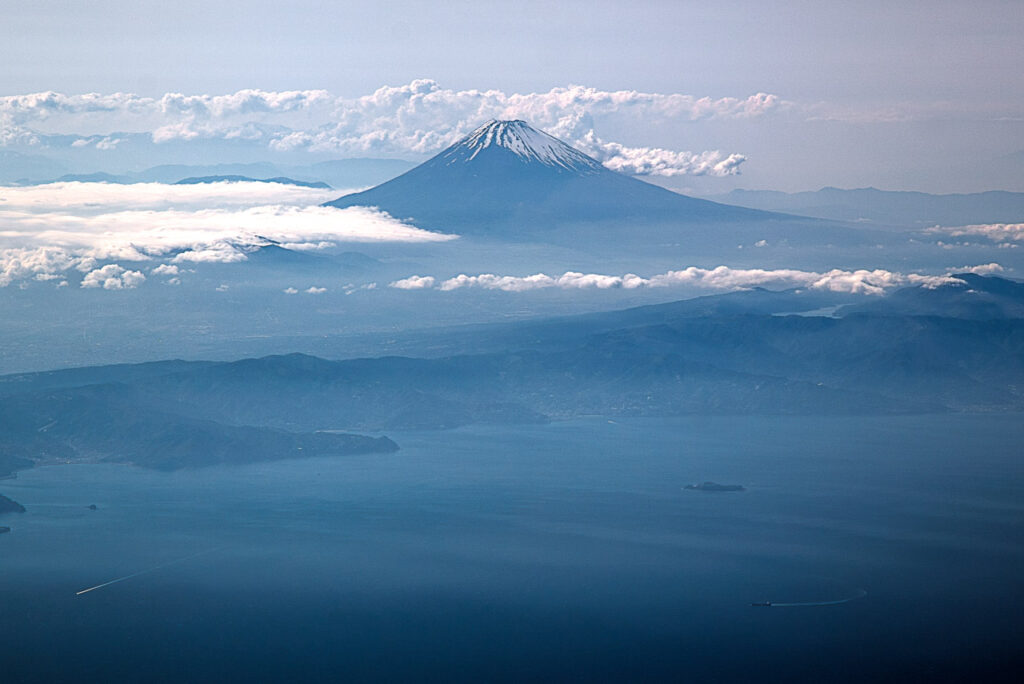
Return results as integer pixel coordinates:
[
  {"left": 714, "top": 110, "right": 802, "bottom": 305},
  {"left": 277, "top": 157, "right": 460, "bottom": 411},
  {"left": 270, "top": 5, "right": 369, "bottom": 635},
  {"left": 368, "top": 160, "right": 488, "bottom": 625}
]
[{"left": 0, "top": 493, "right": 26, "bottom": 514}]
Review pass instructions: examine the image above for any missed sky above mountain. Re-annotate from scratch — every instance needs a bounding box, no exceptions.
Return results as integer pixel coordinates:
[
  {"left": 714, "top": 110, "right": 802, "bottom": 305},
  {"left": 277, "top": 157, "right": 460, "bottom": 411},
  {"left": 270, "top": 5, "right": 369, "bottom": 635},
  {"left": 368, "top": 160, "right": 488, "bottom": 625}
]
[{"left": 2, "top": 1, "right": 1022, "bottom": 193}]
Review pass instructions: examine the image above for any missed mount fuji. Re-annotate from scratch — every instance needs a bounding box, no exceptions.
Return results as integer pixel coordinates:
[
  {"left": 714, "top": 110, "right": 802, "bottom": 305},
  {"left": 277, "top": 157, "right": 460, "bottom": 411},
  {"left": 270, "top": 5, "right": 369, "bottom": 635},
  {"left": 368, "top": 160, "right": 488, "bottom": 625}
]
[{"left": 324, "top": 120, "right": 786, "bottom": 236}]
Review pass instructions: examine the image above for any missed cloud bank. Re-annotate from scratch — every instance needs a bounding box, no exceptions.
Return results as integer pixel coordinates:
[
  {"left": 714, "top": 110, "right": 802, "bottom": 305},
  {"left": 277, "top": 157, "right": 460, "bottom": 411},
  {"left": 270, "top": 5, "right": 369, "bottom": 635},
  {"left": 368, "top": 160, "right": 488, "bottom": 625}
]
[
  {"left": 933, "top": 223, "right": 1024, "bottom": 244},
  {"left": 391, "top": 266, "right": 964, "bottom": 296},
  {"left": 0, "top": 81, "right": 777, "bottom": 177},
  {"left": 951, "top": 263, "right": 1004, "bottom": 275},
  {"left": 0, "top": 181, "right": 454, "bottom": 287},
  {"left": 0, "top": 179, "right": 340, "bottom": 212}
]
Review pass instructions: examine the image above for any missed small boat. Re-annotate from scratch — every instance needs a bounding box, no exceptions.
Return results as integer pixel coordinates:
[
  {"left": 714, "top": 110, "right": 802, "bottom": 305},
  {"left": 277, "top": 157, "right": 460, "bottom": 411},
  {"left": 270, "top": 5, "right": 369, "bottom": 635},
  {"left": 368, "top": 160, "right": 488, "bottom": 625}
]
[{"left": 684, "top": 481, "right": 745, "bottom": 492}]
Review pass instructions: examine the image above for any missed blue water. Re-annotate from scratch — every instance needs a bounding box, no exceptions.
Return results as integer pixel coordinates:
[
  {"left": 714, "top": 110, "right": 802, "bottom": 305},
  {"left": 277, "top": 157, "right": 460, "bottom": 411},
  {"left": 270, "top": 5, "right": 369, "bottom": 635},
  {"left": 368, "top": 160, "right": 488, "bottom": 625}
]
[{"left": 2, "top": 415, "right": 1023, "bottom": 682}]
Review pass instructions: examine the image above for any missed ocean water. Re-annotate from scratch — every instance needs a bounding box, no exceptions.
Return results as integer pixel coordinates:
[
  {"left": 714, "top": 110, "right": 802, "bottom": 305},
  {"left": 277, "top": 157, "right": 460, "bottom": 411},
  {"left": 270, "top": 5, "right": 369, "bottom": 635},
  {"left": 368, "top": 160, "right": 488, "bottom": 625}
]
[{"left": 2, "top": 415, "right": 1022, "bottom": 682}]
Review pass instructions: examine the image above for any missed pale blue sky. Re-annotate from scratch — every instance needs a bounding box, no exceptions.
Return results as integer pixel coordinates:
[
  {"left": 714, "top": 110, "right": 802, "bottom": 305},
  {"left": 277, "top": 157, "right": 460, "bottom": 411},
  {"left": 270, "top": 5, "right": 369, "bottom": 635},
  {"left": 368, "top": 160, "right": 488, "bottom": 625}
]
[
  {"left": 2, "top": 0, "right": 1023, "bottom": 192},
  {"left": 4, "top": 1, "right": 1021, "bottom": 102}
]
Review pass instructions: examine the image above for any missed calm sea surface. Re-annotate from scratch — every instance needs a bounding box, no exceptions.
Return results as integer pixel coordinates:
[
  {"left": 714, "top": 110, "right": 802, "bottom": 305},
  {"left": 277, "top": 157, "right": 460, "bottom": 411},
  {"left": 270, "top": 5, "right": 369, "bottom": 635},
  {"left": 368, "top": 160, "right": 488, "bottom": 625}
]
[{"left": 2, "top": 415, "right": 1022, "bottom": 682}]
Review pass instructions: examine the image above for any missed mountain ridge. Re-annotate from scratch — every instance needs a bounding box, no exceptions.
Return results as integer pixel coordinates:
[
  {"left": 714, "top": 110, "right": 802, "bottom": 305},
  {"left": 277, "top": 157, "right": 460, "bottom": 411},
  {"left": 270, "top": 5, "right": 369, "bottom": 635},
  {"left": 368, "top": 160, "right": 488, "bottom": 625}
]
[
  {"left": 173, "top": 175, "right": 331, "bottom": 188},
  {"left": 3, "top": 278, "right": 1024, "bottom": 471},
  {"left": 707, "top": 186, "right": 1024, "bottom": 226}
]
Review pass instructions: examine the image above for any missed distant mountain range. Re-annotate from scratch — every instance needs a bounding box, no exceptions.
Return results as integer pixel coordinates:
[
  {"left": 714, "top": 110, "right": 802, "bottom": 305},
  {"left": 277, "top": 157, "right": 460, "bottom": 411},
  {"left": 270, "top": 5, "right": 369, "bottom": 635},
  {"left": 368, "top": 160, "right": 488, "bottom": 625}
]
[
  {"left": 0, "top": 150, "right": 68, "bottom": 182},
  {"left": 2, "top": 274, "right": 1021, "bottom": 476},
  {"left": 266, "top": 273, "right": 1024, "bottom": 363},
  {"left": 706, "top": 187, "right": 1024, "bottom": 227},
  {"left": 173, "top": 175, "right": 331, "bottom": 188},
  {"left": 4, "top": 159, "right": 414, "bottom": 188},
  {"left": 326, "top": 120, "right": 791, "bottom": 236}
]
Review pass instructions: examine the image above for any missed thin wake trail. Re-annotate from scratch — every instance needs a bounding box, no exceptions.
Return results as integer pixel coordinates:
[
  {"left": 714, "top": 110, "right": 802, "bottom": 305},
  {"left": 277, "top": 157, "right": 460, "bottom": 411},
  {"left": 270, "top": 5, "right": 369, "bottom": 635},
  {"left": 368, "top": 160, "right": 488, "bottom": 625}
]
[
  {"left": 767, "top": 588, "right": 868, "bottom": 607},
  {"left": 75, "top": 548, "right": 220, "bottom": 596}
]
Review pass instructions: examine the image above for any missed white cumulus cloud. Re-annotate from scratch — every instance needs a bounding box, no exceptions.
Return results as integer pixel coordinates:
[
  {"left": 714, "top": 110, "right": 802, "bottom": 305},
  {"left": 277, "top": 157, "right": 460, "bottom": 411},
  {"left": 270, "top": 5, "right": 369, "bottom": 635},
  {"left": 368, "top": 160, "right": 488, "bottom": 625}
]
[
  {"left": 389, "top": 275, "right": 436, "bottom": 290},
  {"left": 0, "top": 81, "right": 772, "bottom": 177},
  {"left": 932, "top": 223, "right": 1024, "bottom": 243},
  {"left": 396, "top": 266, "right": 963, "bottom": 296},
  {"left": 573, "top": 131, "right": 746, "bottom": 177},
  {"left": 80, "top": 264, "right": 145, "bottom": 290},
  {"left": 949, "top": 263, "right": 1005, "bottom": 275},
  {"left": 0, "top": 246, "right": 85, "bottom": 287}
]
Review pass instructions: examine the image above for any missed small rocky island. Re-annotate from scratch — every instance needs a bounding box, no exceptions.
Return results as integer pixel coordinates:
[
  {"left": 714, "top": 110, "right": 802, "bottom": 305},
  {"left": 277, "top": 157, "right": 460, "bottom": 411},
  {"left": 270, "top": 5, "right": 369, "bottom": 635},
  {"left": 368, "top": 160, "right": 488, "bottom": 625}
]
[
  {"left": 684, "top": 482, "right": 746, "bottom": 492},
  {"left": 0, "top": 493, "right": 27, "bottom": 514}
]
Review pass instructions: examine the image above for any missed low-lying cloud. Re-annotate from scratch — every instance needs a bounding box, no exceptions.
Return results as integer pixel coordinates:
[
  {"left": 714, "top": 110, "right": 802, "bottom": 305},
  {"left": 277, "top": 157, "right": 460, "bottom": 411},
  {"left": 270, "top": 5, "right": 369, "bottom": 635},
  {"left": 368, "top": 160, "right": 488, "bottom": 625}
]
[
  {"left": 0, "top": 179, "right": 340, "bottom": 212},
  {"left": 0, "top": 181, "right": 454, "bottom": 287},
  {"left": 932, "top": 223, "right": 1024, "bottom": 244},
  {"left": 389, "top": 275, "right": 436, "bottom": 290},
  {"left": 392, "top": 266, "right": 965, "bottom": 296},
  {"left": 951, "top": 262, "right": 1004, "bottom": 275},
  {"left": 80, "top": 264, "right": 146, "bottom": 290}
]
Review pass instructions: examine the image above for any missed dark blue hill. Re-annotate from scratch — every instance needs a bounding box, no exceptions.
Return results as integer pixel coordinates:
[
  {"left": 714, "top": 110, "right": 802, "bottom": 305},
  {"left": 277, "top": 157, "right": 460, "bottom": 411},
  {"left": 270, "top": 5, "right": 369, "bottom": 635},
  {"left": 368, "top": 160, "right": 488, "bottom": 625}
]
[
  {"left": 838, "top": 273, "right": 1024, "bottom": 319},
  {"left": 5, "top": 278, "right": 1024, "bottom": 466}
]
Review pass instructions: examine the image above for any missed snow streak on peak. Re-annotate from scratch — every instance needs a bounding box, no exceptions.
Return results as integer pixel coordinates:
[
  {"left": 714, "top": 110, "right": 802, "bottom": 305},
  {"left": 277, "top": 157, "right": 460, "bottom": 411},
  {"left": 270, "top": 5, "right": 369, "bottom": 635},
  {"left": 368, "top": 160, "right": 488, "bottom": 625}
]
[{"left": 446, "top": 120, "right": 604, "bottom": 173}]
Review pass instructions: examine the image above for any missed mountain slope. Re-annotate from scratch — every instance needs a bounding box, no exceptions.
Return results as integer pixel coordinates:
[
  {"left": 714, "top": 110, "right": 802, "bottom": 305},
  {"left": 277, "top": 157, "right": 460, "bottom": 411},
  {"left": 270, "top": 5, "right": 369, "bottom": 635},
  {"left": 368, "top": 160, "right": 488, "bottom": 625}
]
[
  {"left": 325, "top": 120, "right": 787, "bottom": 235},
  {"left": 6, "top": 305, "right": 1024, "bottom": 453},
  {"left": 837, "top": 273, "right": 1024, "bottom": 319}
]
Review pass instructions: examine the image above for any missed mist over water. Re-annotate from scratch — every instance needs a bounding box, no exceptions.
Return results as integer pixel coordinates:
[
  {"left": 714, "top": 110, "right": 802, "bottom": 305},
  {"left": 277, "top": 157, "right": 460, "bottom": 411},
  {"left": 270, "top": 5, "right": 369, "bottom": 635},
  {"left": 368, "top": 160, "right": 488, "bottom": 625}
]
[{"left": 3, "top": 415, "right": 1022, "bottom": 682}]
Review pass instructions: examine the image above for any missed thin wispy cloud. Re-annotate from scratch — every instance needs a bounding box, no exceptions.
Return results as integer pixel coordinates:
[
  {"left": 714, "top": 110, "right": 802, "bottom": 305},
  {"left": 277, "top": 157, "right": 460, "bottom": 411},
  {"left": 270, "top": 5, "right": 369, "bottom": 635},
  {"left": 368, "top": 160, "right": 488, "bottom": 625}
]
[{"left": 283, "top": 285, "right": 330, "bottom": 295}]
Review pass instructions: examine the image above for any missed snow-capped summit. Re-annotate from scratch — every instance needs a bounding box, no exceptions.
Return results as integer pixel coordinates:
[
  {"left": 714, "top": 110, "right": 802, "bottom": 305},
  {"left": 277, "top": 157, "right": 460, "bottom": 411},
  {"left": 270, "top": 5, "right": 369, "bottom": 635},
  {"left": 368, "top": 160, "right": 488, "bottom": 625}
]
[
  {"left": 438, "top": 120, "right": 603, "bottom": 174},
  {"left": 325, "top": 119, "right": 781, "bottom": 237}
]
